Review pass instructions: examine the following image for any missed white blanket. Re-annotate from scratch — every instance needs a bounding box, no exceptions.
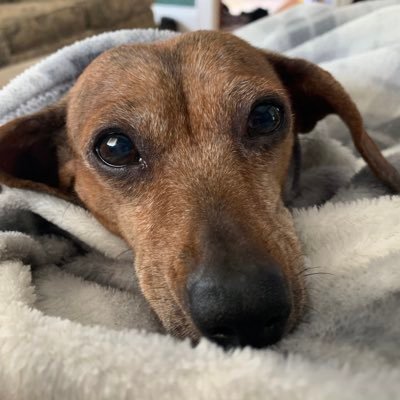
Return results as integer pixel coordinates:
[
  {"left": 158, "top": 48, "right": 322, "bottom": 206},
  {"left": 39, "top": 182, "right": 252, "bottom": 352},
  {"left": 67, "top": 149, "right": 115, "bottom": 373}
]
[{"left": 1, "top": 1, "right": 400, "bottom": 399}]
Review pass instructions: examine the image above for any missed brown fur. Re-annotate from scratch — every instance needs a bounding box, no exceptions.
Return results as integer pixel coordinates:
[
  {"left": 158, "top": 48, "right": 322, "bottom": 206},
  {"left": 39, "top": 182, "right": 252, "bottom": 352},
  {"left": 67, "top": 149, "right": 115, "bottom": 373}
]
[{"left": 0, "top": 31, "right": 399, "bottom": 341}]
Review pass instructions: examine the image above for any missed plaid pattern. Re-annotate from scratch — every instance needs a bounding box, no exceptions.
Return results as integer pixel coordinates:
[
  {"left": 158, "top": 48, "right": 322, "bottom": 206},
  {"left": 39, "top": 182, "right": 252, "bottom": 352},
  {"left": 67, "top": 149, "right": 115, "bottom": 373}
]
[{"left": 236, "top": 0, "right": 400, "bottom": 149}]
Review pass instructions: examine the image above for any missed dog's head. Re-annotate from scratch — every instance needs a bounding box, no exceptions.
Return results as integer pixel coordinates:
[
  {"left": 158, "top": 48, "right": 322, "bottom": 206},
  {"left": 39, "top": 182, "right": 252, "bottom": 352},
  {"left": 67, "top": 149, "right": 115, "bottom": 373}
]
[{"left": 1, "top": 31, "right": 399, "bottom": 348}]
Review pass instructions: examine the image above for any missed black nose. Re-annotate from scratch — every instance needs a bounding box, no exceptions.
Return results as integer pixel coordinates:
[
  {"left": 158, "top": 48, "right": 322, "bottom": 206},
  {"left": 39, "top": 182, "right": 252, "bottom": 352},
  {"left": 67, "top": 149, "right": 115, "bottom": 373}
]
[{"left": 187, "top": 262, "right": 291, "bottom": 349}]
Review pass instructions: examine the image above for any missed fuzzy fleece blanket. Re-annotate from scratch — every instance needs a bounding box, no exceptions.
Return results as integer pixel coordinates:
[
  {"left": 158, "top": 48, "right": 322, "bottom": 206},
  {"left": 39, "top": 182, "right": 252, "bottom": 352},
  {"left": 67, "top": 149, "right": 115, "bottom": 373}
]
[{"left": 1, "top": 1, "right": 400, "bottom": 399}]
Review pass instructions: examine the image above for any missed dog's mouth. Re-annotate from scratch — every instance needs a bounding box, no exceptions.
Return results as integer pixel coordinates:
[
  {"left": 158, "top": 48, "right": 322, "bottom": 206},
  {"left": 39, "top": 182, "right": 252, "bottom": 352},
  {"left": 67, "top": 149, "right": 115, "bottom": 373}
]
[{"left": 197, "top": 315, "right": 290, "bottom": 350}]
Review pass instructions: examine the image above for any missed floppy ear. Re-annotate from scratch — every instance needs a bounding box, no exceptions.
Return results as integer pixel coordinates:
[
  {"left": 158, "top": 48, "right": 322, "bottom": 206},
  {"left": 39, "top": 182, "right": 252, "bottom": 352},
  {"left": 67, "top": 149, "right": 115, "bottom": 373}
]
[
  {"left": 0, "top": 99, "right": 76, "bottom": 200},
  {"left": 267, "top": 52, "right": 400, "bottom": 193}
]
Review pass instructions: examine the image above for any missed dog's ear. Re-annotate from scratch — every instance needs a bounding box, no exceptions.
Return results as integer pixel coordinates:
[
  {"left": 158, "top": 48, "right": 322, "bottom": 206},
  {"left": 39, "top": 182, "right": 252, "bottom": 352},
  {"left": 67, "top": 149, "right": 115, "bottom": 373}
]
[
  {"left": 0, "top": 98, "right": 76, "bottom": 200},
  {"left": 267, "top": 52, "right": 400, "bottom": 193}
]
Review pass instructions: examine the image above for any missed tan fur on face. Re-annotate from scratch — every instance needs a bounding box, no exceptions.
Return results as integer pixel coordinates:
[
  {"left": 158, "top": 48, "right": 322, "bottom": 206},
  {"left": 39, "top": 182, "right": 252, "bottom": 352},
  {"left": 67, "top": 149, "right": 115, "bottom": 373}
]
[
  {"left": 1, "top": 31, "right": 396, "bottom": 341},
  {"left": 63, "top": 32, "right": 306, "bottom": 338}
]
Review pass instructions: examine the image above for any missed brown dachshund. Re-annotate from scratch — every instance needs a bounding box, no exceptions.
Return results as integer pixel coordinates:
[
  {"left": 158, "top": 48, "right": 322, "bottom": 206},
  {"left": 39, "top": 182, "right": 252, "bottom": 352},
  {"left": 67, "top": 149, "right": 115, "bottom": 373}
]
[{"left": 1, "top": 31, "right": 399, "bottom": 349}]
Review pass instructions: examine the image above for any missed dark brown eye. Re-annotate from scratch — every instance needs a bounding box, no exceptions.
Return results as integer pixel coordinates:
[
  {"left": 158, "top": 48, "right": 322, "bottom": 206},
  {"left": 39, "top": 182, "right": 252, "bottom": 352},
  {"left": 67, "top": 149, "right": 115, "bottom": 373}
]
[
  {"left": 95, "top": 133, "right": 143, "bottom": 167},
  {"left": 247, "top": 103, "right": 283, "bottom": 136}
]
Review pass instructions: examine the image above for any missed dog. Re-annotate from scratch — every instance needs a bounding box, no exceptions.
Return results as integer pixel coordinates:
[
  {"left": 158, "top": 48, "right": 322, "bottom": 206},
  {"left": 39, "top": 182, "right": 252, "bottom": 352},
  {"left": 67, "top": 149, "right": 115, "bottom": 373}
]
[{"left": 1, "top": 31, "right": 399, "bottom": 349}]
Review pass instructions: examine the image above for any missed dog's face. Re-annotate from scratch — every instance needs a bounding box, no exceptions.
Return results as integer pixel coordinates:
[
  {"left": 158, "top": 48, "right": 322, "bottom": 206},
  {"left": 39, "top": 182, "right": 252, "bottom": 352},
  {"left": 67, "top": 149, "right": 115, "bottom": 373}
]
[{"left": 1, "top": 31, "right": 399, "bottom": 348}]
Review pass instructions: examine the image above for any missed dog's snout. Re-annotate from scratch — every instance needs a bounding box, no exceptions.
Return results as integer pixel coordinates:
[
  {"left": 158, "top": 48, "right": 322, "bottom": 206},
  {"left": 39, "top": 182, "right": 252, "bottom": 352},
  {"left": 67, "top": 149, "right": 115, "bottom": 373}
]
[{"left": 187, "top": 262, "right": 291, "bottom": 349}]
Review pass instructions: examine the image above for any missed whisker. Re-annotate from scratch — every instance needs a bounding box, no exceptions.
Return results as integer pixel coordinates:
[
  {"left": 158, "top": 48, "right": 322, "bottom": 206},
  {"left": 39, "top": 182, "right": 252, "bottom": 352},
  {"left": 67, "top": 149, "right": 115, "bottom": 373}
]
[
  {"left": 304, "top": 266, "right": 323, "bottom": 271},
  {"left": 303, "top": 303, "right": 317, "bottom": 313},
  {"left": 296, "top": 266, "right": 324, "bottom": 277},
  {"left": 304, "top": 272, "right": 334, "bottom": 277},
  {"left": 116, "top": 248, "right": 133, "bottom": 259},
  {"left": 60, "top": 203, "right": 72, "bottom": 224},
  {"left": 298, "top": 314, "right": 313, "bottom": 325}
]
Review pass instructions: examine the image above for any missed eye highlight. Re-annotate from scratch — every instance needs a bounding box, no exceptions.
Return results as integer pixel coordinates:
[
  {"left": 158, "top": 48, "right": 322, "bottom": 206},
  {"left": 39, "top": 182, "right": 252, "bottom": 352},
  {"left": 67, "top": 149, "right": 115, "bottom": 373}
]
[
  {"left": 247, "top": 102, "right": 283, "bottom": 137},
  {"left": 94, "top": 132, "right": 143, "bottom": 168}
]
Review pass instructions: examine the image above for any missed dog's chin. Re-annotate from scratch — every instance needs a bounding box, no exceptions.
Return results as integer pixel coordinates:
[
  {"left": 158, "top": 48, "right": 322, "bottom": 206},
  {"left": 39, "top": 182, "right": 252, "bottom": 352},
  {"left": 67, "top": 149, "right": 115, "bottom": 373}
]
[
  {"left": 145, "top": 293, "right": 200, "bottom": 340},
  {"left": 141, "top": 263, "right": 307, "bottom": 346},
  {"left": 162, "top": 313, "right": 200, "bottom": 342}
]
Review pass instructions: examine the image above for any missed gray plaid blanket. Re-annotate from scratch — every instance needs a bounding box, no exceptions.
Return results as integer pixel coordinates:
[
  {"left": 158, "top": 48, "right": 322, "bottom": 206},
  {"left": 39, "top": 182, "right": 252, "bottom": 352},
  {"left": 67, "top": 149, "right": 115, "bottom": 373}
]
[
  {"left": 237, "top": 0, "right": 400, "bottom": 149},
  {"left": 1, "top": 1, "right": 400, "bottom": 399}
]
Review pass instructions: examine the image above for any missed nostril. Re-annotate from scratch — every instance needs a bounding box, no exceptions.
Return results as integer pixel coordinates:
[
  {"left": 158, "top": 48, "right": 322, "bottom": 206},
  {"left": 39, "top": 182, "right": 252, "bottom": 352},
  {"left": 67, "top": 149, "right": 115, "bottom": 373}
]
[{"left": 206, "top": 327, "right": 240, "bottom": 348}]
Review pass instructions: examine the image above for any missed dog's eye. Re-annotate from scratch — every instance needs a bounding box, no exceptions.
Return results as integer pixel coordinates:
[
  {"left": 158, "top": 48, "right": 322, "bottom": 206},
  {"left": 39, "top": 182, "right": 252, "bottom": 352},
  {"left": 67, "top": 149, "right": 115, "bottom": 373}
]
[
  {"left": 95, "top": 133, "right": 142, "bottom": 167},
  {"left": 247, "top": 103, "right": 283, "bottom": 136}
]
